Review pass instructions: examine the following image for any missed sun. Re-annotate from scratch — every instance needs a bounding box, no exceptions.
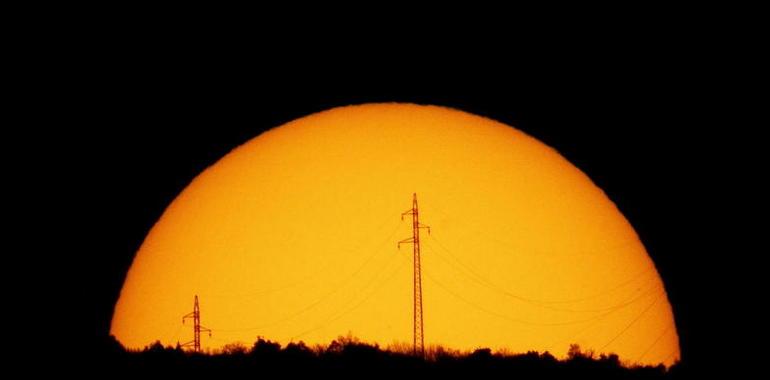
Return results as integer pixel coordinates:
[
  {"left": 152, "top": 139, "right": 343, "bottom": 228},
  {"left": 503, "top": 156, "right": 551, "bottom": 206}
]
[{"left": 110, "top": 103, "right": 679, "bottom": 366}]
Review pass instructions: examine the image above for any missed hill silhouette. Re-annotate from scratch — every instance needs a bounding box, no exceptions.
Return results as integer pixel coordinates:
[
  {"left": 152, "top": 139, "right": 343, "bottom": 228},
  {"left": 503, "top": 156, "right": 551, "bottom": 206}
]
[{"left": 93, "top": 334, "right": 684, "bottom": 379}]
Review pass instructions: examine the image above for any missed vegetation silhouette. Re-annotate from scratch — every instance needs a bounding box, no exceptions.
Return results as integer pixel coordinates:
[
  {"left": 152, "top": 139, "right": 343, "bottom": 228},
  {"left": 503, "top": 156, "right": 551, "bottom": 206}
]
[{"left": 95, "top": 333, "right": 683, "bottom": 378}]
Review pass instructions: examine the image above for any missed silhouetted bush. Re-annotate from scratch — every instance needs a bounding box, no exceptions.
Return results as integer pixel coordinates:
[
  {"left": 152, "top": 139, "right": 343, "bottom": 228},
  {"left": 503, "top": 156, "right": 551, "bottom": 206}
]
[
  {"left": 251, "top": 337, "right": 281, "bottom": 356},
  {"left": 220, "top": 342, "right": 248, "bottom": 356}
]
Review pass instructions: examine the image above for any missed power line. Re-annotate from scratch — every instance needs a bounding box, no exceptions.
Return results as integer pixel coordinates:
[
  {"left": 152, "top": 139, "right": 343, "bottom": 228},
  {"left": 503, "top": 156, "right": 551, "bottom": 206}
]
[
  {"left": 599, "top": 292, "right": 663, "bottom": 352},
  {"left": 661, "top": 347, "right": 680, "bottom": 366},
  {"left": 211, "top": 220, "right": 403, "bottom": 333},
  {"left": 169, "top": 321, "right": 183, "bottom": 345},
  {"left": 423, "top": 239, "right": 655, "bottom": 313},
  {"left": 421, "top": 262, "right": 662, "bottom": 327},
  {"left": 200, "top": 216, "right": 403, "bottom": 300},
  {"left": 426, "top": 234, "right": 656, "bottom": 307},
  {"left": 635, "top": 324, "right": 673, "bottom": 363},
  {"left": 543, "top": 287, "right": 664, "bottom": 353},
  {"left": 420, "top": 199, "right": 638, "bottom": 260},
  {"left": 290, "top": 256, "right": 408, "bottom": 341}
]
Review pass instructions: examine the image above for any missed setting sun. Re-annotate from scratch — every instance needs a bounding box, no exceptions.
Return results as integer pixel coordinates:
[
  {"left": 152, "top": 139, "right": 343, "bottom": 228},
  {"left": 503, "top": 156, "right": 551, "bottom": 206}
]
[{"left": 111, "top": 103, "right": 679, "bottom": 366}]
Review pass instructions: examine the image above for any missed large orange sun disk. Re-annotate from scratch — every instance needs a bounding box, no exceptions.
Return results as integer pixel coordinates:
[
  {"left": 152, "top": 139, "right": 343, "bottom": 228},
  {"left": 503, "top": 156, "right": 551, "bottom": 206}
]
[{"left": 111, "top": 103, "right": 679, "bottom": 366}]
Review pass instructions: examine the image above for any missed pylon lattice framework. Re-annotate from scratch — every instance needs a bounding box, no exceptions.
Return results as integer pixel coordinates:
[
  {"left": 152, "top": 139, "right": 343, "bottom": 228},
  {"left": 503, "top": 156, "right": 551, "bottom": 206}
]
[
  {"left": 399, "top": 193, "right": 430, "bottom": 357},
  {"left": 181, "top": 295, "right": 211, "bottom": 352}
]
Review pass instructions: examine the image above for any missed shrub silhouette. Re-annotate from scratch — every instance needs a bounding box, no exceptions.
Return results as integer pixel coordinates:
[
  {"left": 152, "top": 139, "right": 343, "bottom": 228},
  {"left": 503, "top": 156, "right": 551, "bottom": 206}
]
[
  {"left": 252, "top": 337, "right": 281, "bottom": 356},
  {"left": 220, "top": 342, "right": 248, "bottom": 356}
]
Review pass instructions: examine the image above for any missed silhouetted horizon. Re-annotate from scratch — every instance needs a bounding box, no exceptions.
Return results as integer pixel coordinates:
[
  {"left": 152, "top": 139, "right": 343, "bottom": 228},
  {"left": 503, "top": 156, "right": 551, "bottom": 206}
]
[{"left": 93, "top": 332, "right": 685, "bottom": 378}]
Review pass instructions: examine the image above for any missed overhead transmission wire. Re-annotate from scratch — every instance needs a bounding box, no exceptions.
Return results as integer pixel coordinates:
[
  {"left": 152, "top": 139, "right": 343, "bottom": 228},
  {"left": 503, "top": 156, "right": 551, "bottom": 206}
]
[
  {"left": 391, "top": 247, "right": 655, "bottom": 327},
  {"left": 420, "top": 259, "right": 662, "bottom": 327},
  {"left": 204, "top": 218, "right": 401, "bottom": 326},
  {"left": 543, "top": 305, "right": 618, "bottom": 354},
  {"left": 661, "top": 348, "right": 680, "bottom": 366},
  {"left": 210, "top": 216, "right": 405, "bottom": 333},
  {"left": 169, "top": 321, "right": 184, "bottom": 345},
  {"left": 598, "top": 292, "right": 664, "bottom": 352},
  {"left": 635, "top": 324, "right": 673, "bottom": 363},
  {"left": 424, "top": 236, "right": 656, "bottom": 313},
  {"left": 290, "top": 253, "right": 409, "bottom": 341},
  {"left": 421, "top": 200, "right": 657, "bottom": 306},
  {"left": 543, "top": 286, "right": 664, "bottom": 353},
  {"left": 420, "top": 199, "right": 639, "bottom": 261},
  {"left": 423, "top": 235, "right": 668, "bottom": 353},
  {"left": 200, "top": 214, "right": 402, "bottom": 300}
]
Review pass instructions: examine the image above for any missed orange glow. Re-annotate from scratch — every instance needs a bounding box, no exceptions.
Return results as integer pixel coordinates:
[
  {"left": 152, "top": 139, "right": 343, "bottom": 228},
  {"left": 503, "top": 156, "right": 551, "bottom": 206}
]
[{"left": 111, "top": 103, "right": 679, "bottom": 366}]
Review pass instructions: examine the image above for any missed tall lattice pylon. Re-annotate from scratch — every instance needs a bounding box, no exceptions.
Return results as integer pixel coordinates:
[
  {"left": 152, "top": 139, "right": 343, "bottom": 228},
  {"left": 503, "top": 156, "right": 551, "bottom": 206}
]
[
  {"left": 181, "top": 295, "right": 211, "bottom": 352},
  {"left": 399, "top": 193, "right": 430, "bottom": 357}
]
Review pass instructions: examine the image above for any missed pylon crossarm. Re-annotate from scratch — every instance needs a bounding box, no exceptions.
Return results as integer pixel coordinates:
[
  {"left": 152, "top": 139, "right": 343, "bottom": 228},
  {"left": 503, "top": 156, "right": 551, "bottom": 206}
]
[{"left": 398, "top": 237, "right": 415, "bottom": 249}]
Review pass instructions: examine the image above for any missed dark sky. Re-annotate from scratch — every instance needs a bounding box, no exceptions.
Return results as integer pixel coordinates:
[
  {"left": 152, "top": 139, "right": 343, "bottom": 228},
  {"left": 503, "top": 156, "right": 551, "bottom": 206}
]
[{"left": 33, "top": 30, "right": 737, "bottom": 375}]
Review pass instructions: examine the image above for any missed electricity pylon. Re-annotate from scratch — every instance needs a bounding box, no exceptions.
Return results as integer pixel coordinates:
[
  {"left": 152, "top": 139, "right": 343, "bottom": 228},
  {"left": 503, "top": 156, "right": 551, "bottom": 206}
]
[
  {"left": 399, "top": 193, "right": 430, "bottom": 357},
  {"left": 181, "top": 295, "right": 211, "bottom": 352}
]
